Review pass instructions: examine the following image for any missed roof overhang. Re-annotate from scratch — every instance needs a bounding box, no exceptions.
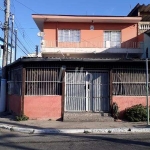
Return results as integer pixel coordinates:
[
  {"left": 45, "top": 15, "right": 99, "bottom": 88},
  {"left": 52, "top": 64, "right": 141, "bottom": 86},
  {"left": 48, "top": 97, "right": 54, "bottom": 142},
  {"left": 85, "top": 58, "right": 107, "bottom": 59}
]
[
  {"left": 32, "top": 14, "right": 142, "bottom": 31},
  {"left": 7, "top": 57, "right": 148, "bottom": 68}
]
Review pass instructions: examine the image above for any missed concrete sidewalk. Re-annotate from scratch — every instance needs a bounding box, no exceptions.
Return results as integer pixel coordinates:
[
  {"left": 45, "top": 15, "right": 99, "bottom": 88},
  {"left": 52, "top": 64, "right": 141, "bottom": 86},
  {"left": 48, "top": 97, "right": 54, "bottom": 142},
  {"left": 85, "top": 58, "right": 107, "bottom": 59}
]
[{"left": 0, "top": 114, "right": 150, "bottom": 134}]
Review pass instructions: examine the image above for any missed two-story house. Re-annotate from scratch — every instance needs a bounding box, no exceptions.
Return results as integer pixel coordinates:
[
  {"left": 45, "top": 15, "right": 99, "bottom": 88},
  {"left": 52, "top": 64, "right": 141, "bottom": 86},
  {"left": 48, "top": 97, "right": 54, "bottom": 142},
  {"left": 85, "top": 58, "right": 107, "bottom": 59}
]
[
  {"left": 34, "top": 14, "right": 143, "bottom": 58},
  {"left": 6, "top": 5, "right": 150, "bottom": 121}
]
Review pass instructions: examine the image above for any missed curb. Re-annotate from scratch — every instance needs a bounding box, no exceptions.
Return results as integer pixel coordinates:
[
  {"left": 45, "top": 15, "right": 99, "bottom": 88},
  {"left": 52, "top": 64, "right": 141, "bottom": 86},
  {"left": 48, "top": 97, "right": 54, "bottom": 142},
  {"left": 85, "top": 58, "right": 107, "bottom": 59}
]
[{"left": 0, "top": 124, "right": 150, "bottom": 134}]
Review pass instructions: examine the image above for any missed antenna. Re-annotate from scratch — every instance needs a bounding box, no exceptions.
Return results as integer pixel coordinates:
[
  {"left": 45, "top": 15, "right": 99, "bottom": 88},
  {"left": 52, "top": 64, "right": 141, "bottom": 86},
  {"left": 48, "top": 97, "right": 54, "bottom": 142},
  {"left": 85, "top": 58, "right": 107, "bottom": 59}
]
[{"left": 130, "top": 5, "right": 132, "bottom": 10}]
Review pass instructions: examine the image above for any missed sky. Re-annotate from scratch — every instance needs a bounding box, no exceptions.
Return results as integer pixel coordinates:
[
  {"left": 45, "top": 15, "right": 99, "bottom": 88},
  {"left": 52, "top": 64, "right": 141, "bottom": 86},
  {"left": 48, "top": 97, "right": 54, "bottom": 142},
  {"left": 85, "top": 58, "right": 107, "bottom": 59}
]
[{"left": 0, "top": 0, "right": 149, "bottom": 58}]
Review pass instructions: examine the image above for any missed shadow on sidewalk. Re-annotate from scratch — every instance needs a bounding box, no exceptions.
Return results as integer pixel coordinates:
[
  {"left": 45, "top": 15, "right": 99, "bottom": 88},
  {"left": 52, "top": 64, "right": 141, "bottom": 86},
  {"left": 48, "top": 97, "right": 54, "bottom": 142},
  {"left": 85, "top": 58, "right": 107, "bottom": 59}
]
[{"left": 0, "top": 113, "right": 150, "bottom": 149}]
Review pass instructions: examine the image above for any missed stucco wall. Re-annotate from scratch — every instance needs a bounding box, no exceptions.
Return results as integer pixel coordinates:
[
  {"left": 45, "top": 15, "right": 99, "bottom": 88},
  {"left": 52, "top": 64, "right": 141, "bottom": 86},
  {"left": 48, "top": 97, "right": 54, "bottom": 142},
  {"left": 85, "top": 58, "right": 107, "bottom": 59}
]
[
  {"left": 24, "top": 96, "right": 62, "bottom": 120},
  {"left": 44, "top": 22, "right": 138, "bottom": 48},
  {"left": 113, "top": 96, "right": 150, "bottom": 117},
  {"left": 8, "top": 95, "right": 22, "bottom": 115}
]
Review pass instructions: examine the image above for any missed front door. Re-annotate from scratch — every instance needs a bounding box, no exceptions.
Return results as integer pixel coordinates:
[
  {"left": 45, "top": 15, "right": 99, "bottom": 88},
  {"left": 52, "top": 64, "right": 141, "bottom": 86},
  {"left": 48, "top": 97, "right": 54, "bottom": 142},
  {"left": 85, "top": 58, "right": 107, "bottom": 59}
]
[{"left": 65, "top": 71, "right": 109, "bottom": 112}]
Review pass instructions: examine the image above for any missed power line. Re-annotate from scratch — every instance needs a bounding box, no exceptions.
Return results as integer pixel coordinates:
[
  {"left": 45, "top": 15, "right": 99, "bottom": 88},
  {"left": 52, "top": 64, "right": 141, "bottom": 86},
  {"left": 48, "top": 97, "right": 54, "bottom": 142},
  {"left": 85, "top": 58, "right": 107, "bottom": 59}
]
[
  {"left": 7, "top": 34, "right": 29, "bottom": 57},
  {"left": 14, "top": 20, "right": 35, "bottom": 53},
  {"left": 14, "top": 17, "right": 36, "bottom": 47},
  {"left": 11, "top": 0, "right": 16, "bottom": 14},
  {"left": 11, "top": 0, "right": 37, "bottom": 55},
  {"left": 16, "top": 37, "right": 32, "bottom": 57},
  {"left": 8, "top": 32, "right": 33, "bottom": 57},
  {"left": 14, "top": 0, "right": 38, "bottom": 13},
  {"left": 16, "top": 43, "right": 28, "bottom": 56}
]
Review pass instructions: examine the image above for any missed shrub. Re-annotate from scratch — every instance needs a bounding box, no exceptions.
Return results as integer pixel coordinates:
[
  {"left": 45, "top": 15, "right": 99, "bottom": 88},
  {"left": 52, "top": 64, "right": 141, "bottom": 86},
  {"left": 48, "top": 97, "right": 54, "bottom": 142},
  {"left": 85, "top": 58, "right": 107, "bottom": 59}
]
[
  {"left": 16, "top": 115, "right": 29, "bottom": 121},
  {"left": 112, "top": 102, "right": 119, "bottom": 119},
  {"left": 125, "top": 104, "right": 150, "bottom": 122}
]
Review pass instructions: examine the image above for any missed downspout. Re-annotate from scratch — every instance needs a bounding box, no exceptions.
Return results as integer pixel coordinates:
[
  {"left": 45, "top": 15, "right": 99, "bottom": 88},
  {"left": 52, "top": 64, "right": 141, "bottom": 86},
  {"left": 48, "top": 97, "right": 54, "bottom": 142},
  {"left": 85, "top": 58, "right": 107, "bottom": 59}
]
[
  {"left": 21, "top": 67, "right": 26, "bottom": 115},
  {"left": 56, "top": 22, "right": 58, "bottom": 47}
]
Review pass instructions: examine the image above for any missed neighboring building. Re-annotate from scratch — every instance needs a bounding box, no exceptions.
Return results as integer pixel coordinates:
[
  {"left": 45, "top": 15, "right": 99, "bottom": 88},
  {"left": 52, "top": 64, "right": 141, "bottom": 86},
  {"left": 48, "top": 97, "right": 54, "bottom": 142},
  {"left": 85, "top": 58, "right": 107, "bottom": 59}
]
[
  {"left": 6, "top": 4, "right": 150, "bottom": 121},
  {"left": 128, "top": 3, "right": 150, "bottom": 58}
]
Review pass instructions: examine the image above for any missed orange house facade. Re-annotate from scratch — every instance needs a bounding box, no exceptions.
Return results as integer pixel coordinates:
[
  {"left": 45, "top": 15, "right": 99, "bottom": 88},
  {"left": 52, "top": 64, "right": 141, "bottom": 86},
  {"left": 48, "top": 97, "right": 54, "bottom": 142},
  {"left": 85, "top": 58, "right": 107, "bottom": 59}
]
[
  {"left": 7, "top": 9, "right": 150, "bottom": 121},
  {"left": 33, "top": 15, "right": 144, "bottom": 58}
]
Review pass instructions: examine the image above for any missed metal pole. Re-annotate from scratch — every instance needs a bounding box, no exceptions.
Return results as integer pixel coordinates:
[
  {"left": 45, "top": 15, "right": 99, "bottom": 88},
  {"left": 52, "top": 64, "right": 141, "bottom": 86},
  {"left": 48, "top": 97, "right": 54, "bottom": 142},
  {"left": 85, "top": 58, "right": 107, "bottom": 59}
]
[
  {"left": 146, "top": 47, "right": 149, "bottom": 125},
  {"left": 0, "top": 0, "right": 10, "bottom": 112},
  {"left": 35, "top": 45, "right": 38, "bottom": 56},
  {"left": 14, "top": 29, "right": 17, "bottom": 60},
  {"left": 2, "top": 0, "right": 10, "bottom": 77},
  {"left": 10, "top": 14, "right": 14, "bottom": 63}
]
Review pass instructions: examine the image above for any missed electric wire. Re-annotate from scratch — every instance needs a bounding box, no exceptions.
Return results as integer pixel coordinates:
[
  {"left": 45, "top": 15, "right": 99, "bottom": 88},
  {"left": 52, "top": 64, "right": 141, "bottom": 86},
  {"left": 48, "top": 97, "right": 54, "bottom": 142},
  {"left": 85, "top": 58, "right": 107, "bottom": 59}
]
[
  {"left": 14, "top": 20, "right": 34, "bottom": 55},
  {"left": 14, "top": 17, "right": 36, "bottom": 50},
  {"left": 10, "top": 0, "right": 36, "bottom": 54},
  {"left": 14, "top": 0, "right": 38, "bottom": 14},
  {"left": 8, "top": 34, "right": 29, "bottom": 56}
]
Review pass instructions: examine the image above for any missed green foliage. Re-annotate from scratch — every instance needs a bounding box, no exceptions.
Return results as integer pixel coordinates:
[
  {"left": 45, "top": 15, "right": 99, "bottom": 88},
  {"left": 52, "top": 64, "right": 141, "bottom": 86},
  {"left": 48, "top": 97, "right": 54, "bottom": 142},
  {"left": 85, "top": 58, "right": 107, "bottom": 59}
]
[
  {"left": 112, "top": 102, "right": 119, "bottom": 119},
  {"left": 16, "top": 115, "right": 29, "bottom": 121},
  {"left": 125, "top": 104, "right": 150, "bottom": 122}
]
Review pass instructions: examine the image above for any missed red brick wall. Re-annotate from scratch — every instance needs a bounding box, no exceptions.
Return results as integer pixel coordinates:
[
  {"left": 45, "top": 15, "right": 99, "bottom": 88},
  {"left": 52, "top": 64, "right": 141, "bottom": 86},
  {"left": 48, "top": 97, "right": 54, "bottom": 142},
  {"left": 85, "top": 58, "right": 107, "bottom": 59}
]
[
  {"left": 8, "top": 95, "right": 22, "bottom": 115},
  {"left": 24, "top": 96, "right": 62, "bottom": 120}
]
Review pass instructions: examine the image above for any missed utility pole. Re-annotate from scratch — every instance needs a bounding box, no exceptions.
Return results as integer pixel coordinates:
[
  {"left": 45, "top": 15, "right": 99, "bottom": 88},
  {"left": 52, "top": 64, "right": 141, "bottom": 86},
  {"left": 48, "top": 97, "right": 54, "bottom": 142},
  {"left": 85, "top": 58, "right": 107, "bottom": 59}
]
[
  {"left": 0, "top": 0, "right": 10, "bottom": 112},
  {"left": 14, "top": 29, "right": 17, "bottom": 60},
  {"left": 2, "top": 0, "right": 10, "bottom": 77},
  {"left": 10, "top": 14, "right": 14, "bottom": 63}
]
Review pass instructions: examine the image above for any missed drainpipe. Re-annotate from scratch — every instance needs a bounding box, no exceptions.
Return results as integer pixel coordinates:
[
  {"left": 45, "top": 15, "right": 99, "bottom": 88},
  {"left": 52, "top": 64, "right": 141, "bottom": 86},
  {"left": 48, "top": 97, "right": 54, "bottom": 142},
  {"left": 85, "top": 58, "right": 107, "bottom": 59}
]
[
  {"left": 146, "top": 47, "right": 149, "bottom": 125},
  {"left": 56, "top": 22, "right": 58, "bottom": 47}
]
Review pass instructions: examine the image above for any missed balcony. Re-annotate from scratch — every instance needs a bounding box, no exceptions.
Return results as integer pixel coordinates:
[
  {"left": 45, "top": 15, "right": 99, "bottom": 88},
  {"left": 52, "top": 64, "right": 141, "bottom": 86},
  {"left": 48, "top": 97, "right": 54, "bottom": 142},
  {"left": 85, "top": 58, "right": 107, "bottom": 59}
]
[
  {"left": 41, "top": 40, "right": 144, "bottom": 57},
  {"left": 139, "top": 22, "right": 150, "bottom": 30}
]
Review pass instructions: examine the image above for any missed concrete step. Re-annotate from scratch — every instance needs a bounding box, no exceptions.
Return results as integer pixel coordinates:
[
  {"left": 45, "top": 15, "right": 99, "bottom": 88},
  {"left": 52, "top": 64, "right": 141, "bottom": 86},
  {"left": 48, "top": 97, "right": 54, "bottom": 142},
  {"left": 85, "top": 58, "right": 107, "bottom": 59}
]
[{"left": 63, "top": 112, "right": 114, "bottom": 122}]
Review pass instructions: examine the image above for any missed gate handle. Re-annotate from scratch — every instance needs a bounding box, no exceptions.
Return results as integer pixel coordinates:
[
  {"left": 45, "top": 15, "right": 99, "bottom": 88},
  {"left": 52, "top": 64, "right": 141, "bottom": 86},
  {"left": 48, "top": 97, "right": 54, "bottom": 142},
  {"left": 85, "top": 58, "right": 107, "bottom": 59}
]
[{"left": 88, "top": 84, "right": 90, "bottom": 89}]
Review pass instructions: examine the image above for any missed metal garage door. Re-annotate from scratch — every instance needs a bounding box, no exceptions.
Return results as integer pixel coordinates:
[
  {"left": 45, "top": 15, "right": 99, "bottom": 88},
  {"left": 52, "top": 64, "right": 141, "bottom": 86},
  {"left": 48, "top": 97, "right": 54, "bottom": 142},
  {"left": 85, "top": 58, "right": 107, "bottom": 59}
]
[{"left": 65, "top": 71, "right": 109, "bottom": 112}]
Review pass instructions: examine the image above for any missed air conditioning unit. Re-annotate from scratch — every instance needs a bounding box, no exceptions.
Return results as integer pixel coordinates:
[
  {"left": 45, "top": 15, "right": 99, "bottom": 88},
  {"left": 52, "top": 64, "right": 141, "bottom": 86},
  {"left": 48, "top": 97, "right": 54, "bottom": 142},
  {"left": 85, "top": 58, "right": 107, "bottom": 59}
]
[{"left": 105, "top": 41, "right": 110, "bottom": 48}]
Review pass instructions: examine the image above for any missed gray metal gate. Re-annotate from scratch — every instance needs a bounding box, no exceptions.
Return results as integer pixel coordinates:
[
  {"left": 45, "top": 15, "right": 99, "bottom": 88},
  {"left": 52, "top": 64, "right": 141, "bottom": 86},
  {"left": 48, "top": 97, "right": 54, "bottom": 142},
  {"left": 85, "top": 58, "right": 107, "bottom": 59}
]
[{"left": 65, "top": 71, "right": 109, "bottom": 112}]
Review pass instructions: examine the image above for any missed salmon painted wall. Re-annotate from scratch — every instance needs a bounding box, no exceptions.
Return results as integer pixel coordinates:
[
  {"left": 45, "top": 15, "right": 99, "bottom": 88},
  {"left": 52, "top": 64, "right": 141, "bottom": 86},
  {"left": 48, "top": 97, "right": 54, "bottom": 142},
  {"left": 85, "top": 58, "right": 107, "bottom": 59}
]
[
  {"left": 44, "top": 22, "right": 138, "bottom": 48},
  {"left": 113, "top": 96, "right": 150, "bottom": 117},
  {"left": 8, "top": 95, "right": 22, "bottom": 115},
  {"left": 24, "top": 96, "right": 62, "bottom": 120}
]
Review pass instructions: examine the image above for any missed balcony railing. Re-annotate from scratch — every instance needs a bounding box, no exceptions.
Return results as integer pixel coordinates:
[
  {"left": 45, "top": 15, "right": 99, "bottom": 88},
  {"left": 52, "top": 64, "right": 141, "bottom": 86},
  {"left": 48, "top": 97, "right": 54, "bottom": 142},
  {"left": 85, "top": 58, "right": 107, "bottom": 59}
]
[
  {"left": 139, "top": 23, "right": 150, "bottom": 30},
  {"left": 41, "top": 40, "right": 144, "bottom": 49}
]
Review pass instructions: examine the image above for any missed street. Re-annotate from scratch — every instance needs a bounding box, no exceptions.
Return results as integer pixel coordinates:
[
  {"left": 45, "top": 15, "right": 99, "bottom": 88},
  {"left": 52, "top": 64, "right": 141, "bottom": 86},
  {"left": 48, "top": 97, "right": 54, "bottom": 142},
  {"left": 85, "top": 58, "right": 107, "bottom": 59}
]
[{"left": 0, "top": 129, "right": 150, "bottom": 150}]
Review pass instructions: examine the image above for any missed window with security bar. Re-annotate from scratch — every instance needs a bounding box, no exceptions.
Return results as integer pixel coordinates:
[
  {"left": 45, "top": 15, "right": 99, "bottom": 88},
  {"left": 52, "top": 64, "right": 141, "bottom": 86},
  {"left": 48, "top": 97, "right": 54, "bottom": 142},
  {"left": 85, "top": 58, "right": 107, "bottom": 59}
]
[
  {"left": 58, "top": 29, "right": 80, "bottom": 42},
  {"left": 112, "top": 68, "right": 150, "bottom": 96},
  {"left": 7, "top": 67, "right": 22, "bottom": 95},
  {"left": 25, "top": 68, "right": 62, "bottom": 95},
  {"left": 104, "top": 31, "right": 121, "bottom": 48}
]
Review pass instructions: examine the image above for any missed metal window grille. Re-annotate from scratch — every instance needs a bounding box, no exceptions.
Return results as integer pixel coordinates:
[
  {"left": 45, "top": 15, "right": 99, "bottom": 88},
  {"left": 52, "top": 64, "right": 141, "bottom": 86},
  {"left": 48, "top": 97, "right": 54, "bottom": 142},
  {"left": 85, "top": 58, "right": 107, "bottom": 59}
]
[
  {"left": 112, "top": 68, "right": 150, "bottom": 96},
  {"left": 25, "top": 67, "right": 62, "bottom": 95},
  {"left": 8, "top": 67, "right": 22, "bottom": 95},
  {"left": 58, "top": 29, "right": 80, "bottom": 42}
]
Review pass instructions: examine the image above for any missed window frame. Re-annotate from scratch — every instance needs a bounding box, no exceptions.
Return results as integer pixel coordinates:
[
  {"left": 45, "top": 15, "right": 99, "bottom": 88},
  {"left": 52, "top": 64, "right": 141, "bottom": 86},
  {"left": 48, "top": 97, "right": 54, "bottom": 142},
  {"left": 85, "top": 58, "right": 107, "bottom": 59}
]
[
  {"left": 58, "top": 29, "right": 81, "bottom": 43},
  {"left": 103, "top": 30, "right": 122, "bottom": 48}
]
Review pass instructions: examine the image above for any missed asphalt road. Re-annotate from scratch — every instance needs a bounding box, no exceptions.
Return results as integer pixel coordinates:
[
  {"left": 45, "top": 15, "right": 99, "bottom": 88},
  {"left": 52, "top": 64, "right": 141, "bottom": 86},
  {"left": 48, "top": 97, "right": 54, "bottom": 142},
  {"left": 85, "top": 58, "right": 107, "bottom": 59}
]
[{"left": 0, "top": 129, "right": 150, "bottom": 150}]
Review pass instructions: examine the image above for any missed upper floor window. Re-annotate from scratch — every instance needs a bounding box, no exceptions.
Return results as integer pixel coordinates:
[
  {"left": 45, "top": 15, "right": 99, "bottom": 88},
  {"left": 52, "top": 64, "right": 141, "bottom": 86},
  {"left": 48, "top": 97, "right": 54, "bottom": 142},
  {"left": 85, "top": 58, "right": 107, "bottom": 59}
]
[
  {"left": 58, "top": 29, "right": 80, "bottom": 42},
  {"left": 104, "top": 31, "right": 121, "bottom": 48}
]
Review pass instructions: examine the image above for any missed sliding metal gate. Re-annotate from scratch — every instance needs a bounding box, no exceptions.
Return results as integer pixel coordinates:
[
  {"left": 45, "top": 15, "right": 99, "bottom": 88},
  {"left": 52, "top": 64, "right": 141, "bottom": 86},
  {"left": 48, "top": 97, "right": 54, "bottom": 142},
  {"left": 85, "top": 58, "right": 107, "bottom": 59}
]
[{"left": 65, "top": 71, "right": 109, "bottom": 112}]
